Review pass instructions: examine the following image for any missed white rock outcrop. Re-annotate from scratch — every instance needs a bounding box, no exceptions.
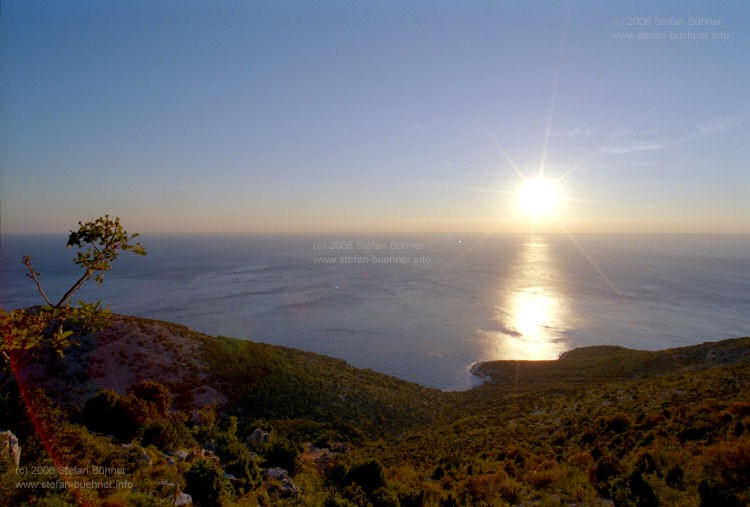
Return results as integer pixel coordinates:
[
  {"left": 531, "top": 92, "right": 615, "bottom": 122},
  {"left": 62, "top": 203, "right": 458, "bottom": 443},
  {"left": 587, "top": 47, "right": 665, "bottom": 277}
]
[{"left": 1, "top": 430, "right": 21, "bottom": 468}]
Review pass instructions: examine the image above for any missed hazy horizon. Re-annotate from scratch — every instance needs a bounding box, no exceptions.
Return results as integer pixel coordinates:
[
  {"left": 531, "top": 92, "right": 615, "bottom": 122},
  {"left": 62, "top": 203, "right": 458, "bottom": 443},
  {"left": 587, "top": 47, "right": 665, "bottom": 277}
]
[
  {"left": 3, "top": 230, "right": 750, "bottom": 238},
  {"left": 2, "top": 1, "right": 748, "bottom": 235}
]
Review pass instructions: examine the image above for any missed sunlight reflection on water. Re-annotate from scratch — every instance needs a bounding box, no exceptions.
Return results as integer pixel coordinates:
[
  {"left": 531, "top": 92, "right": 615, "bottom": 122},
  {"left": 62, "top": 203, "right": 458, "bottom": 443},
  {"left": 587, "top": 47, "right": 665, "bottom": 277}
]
[{"left": 490, "top": 237, "right": 571, "bottom": 360}]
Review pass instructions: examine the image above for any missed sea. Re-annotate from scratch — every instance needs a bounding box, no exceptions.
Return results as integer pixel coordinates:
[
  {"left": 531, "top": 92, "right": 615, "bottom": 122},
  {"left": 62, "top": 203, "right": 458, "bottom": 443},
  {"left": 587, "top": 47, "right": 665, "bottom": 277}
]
[{"left": 2, "top": 233, "right": 749, "bottom": 390}]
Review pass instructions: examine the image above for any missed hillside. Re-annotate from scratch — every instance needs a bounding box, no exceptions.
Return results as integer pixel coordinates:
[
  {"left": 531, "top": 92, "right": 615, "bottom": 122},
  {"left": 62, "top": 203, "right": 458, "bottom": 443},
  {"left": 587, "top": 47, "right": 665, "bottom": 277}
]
[
  {"left": 376, "top": 340, "right": 750, "bottom": 506},
  {"left": 15, "top": 314, "right": 446, "bottom": 437},
  {"left": 1, "top": 315, "right": 749, "bottom": 506},
  {"left": 471, "top": 338, "right": 750, "bottom": 388}
]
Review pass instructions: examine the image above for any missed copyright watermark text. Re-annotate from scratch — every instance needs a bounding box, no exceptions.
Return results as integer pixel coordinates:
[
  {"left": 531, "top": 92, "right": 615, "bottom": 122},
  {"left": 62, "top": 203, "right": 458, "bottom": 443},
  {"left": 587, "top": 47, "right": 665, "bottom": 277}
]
[
  {"left": 14, "top": 464, "right": 132, "bottom": 491},
  {"left": 312, "top": 239, "right": 431, "bottom": 265},
  {"left": 610, "top": 16, "right": 730, "bottom": 41}
]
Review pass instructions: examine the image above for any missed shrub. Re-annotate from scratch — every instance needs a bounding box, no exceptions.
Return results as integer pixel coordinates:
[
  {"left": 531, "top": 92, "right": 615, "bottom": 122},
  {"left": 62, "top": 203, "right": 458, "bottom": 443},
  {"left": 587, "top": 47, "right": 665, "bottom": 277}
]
[
  {"left": 140, "top": 419, "right": 193, "bottom": 451},
  {"left": 346, "top": 459, "right": 387, "bottom": 494},
  {"left": 706, "top": 441, "right": 750, "bottom": 489},
  {"left": 627, "top": 471, "right": 659, "bottom": 507},
  {"left": 590, "top": 455, "right": 622, "bottom": 498},
  {"left": 698, "top": 478, "right": 741, "bottom": 507},
  {"left": 599, "top": 413, "right": 631, "bottom": 433},
  {"left": 184, "top": 460, "right": 232, "bottom": 507},
  {"left": 498, "top": 477, "right": 521, "bottom": 504},
  {"left": 370, "top": 487, "right": 400, "bottom": 507},
  {"left": 83, "top": 390, "right": 137, "bottom": 441},
  {"left": 264, "top": 438, "right": 301, "bottom": 476},
  {"left": 130, "top": 380, "right": 172, "bottom": 418},
  {"left": 665, "top": 465, "right": 685, "bottom": 490},
  {"left": 526, "top": 460, "right": 561, "bottom": 490}
]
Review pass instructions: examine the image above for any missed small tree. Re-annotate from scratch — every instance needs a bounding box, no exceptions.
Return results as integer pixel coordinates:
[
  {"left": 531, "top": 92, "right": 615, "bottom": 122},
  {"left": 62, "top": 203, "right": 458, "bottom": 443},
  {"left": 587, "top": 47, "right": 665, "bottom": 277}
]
[
  {"left": 24, "top": 214, "right": 146, "bottom": 308},
  {"left": 1, "top": 215, "right": 146, "bottom": 375}
]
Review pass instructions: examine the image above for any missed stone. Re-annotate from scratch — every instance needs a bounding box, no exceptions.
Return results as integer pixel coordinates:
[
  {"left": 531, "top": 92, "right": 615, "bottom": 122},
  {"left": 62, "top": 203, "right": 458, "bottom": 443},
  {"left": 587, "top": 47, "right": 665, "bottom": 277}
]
[
  {"left": 265, "top": 467, "right": 289, "bottom": 480},
  {"left": 174, "top": 491, "right": 193, "bottom": 506},
  {"left": 248, "top": 428, "right": 270, "bottom": 443},
  {"left": 264, "top": 467, "right": 299, "bottom": 498},
  {"left": 0, "top": 430, "right": 21, "bottom": 468}
]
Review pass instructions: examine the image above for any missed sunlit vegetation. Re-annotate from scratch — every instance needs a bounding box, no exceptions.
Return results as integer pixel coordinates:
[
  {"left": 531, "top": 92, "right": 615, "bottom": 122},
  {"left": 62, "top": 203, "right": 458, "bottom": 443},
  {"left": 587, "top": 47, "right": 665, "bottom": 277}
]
[
  {"left": 2, "top": 321, "right": 748, "bottom": 505},
  {"left": 2, "top": 219, "right": 749, "bottom": 505}
]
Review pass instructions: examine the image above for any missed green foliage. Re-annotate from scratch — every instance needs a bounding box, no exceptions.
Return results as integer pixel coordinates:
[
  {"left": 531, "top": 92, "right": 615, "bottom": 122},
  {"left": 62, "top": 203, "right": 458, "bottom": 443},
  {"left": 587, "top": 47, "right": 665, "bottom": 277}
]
[
  {"left": 0, "top": 303, "right": 113, "bottom": 380},
  {"left": 67, "top": 214, "right": 146, "bottom": 273},
  {"left": 141, "top": 418, "right": 194, "bottom": 451},
  {"left": 264, "top": 437, "right": 302, "bottom": 476},
  {"left": 698, "top": 478, "right": 742, "bottom": 507},
  {"left": 1, "top": 307, "right": 54, "bottom": 367},
  {"left": 129, "top": 380, "right": 173, "bottom": 421},
  {"left": 24, "top": 215, "right": 146, "bottom": 308},
  {"left": 346, "top": 459, "right": 387, "bottom": 494},
  {"left": 83, "top": 389, "right": 138, "bottom": 441},
  {"left": 70, "top": 300, "right": 112, "bottom": 333},
  {"left": 202, "top": 335, "right": 446, "bottom": 438},
  {"left": 83, "top": 381, "right": 177, "bottom": 442},
  {"left": 2, "top": 216, "right": 142, "bottom": 378},
  {"left": 184, "top": 460, "right": 233, "bottom": 507},
  {"left": 206, "top": 416, "right": 261, "bottom": 491},
  {"left": 4, "top": 292, "right": 750, "bottom": 506}
]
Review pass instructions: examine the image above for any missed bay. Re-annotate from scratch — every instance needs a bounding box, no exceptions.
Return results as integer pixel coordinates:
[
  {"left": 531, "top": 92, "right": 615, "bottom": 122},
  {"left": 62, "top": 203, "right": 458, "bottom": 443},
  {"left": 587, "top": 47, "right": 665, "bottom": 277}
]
[{"left": 2, "top": 233, "right": 749, "bottom": 390}]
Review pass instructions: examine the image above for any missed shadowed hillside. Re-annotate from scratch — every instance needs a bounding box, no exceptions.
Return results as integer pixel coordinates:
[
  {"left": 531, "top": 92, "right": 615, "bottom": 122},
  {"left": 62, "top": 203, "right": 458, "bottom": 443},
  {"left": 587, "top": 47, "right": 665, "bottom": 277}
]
[
  {"left": 2, "top": 315, "right": 749, "bottom": 506},
  {"left": 472, "top": 338, "right": 750, "bottom": 388}
]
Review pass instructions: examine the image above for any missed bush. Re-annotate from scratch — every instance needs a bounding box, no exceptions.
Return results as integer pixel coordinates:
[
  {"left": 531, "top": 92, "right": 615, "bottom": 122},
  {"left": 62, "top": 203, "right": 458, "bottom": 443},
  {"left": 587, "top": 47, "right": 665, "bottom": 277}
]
[
  {"left": 665, "top": 465, "right": 684, "bottom": 490},
  {"left": 184, "top": 460, "right": 232, "bottom": 507},
  {"left": 370, "top": 486, "right": 400, "bottom": 507},
  {"left": 627, "top": 471, "right": 659, "bottom": 507},
  {"left": 525, "top": 460, "right": 561, "bottom": 490},
  {"left": 698, "top": 478, "right": 741, "bottom": 507},
  {"left": 599, "top": 413, "right": 632, "bottom": 433},
  {"left": 264, "top": 438, "right": 301, "bottom": 476},
  {"left": 140, "top": 419, "right": 193, "bottom": 451},
  {"left": 346, "top": 459, "right": 387, "bottom": 494},
  {"left": 83, "top": 390, "right": 137, "bottom": 441},
  {"left": 130, "top": 380, "right": 172, "bottom": 419},
  {"left": 706, "top": 441, "right": 750, "bottom": 489},
  {"left": 224, "top": 449, "right": 261, "bottom": 492},
  {"left": 590, "top": 455, "right": 622, "bottom": 498}
]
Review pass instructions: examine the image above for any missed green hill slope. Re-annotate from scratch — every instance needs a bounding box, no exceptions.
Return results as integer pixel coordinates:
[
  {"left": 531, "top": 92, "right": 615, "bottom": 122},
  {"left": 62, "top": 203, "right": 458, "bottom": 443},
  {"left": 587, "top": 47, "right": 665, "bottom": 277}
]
[
  {"left": 201, "top": 334, "right": 446, "bottom": 437},
  {"left": 2, "top": 315, "right": 749, "bottom": 506},
  {"left": 472, "top": 338, "right": 750, "bottom": 388}
]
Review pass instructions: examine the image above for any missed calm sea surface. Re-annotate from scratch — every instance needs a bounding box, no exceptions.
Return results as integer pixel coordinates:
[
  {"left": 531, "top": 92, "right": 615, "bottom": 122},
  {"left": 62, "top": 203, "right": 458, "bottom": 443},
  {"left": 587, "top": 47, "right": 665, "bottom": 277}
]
[{"left": 2, "top": 234, "right": 749, "bottom": 390}]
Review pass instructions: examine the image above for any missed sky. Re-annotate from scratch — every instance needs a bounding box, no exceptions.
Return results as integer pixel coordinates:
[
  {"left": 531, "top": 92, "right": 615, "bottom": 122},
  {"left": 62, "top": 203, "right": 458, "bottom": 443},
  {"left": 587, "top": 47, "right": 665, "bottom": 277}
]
[{"left": 2, "top": 0, "right": 749, "bottom": 235}]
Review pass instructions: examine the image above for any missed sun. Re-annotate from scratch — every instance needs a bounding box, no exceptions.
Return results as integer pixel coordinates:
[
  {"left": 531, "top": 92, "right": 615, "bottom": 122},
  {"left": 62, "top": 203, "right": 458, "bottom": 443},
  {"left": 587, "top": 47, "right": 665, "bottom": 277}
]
[{"left": 516, "top": 177, "right": 562, "bottom": 218}]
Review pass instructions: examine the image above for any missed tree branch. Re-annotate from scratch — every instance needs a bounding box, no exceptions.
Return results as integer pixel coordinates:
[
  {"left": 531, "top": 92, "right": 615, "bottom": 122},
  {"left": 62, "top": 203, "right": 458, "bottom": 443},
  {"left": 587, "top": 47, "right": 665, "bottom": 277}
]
[
  {"left": 55, "top": 270, "right": 92, "bottom": 308},
  {"left": 22, "top": 257, "right": 53, "bottom": 306}
]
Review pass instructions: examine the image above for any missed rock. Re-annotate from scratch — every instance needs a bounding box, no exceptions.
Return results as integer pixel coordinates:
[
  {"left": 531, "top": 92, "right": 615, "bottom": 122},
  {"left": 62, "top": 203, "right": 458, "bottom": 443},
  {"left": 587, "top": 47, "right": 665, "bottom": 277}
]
[
  {"left": 189, "top": 448, "right": 218, "bottom": 462},
  {"left": 139, "top": 448, "right": 152, "bottom": 466},
  {"left": 265, "top": 467, "right": 289, "bottom": 481},
  {"left": 264, "top": 467, "right": 299, "bottom": 498},
  {"left": 174, "top": 491, "right": 193, "bottom": 506},
  {"left": 280, "top": 477, "right": 299, "bottom": 498},
  {"left": 1, "top": 430, "right": 21, "bottom": 468},
  {"left": 170, "top": 449, "right": 189, "bottom": 461},
  {"left": 189, "top": 409, "right": 208, "bottom": 425},
  {"left": 248, "top": 428, "right": 270, "bottom": 443}
]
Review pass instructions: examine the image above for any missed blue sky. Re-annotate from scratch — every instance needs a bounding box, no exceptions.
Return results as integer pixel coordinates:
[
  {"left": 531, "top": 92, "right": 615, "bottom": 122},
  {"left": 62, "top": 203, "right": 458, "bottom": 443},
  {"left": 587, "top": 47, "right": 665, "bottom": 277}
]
[{"left": 2, "top": 1, "right": 748, "bottom": 234}]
